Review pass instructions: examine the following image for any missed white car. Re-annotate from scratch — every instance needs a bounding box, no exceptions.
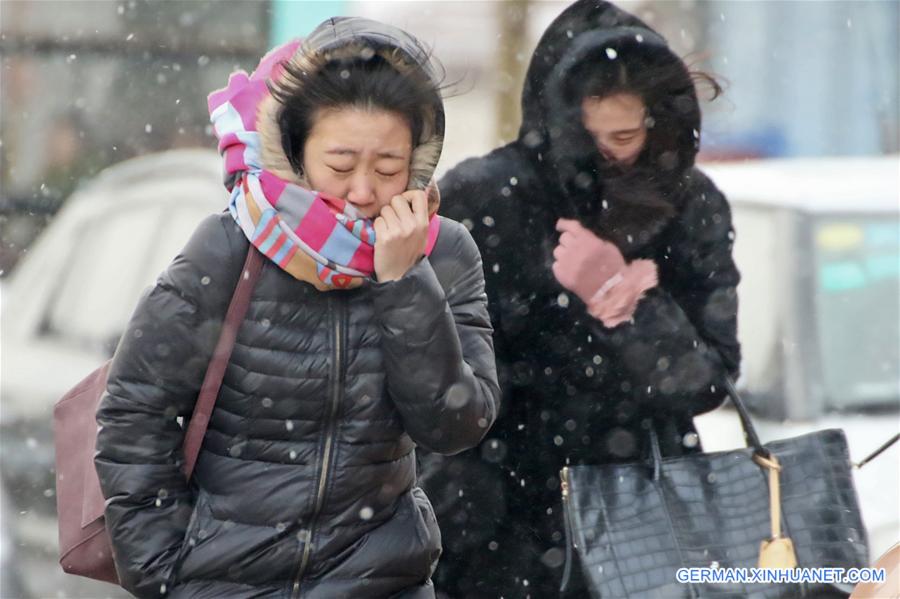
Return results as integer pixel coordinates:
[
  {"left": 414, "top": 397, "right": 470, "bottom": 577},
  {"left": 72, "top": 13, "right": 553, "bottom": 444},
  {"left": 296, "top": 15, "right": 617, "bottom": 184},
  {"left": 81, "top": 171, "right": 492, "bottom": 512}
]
[
  {"left": 1, "top": 149, "right": 227, "bottom": 598},
  {"left": 695, "top": 155, "right": 900, "bottom": 560}
]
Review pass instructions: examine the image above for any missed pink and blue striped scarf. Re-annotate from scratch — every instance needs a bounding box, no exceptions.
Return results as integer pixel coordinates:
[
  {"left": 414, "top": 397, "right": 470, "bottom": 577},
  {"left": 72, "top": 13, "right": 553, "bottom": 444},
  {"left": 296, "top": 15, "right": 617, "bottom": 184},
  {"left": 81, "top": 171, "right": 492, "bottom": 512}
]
[{"left": 208, "top": 40, "right": 440, "bottom": 290}]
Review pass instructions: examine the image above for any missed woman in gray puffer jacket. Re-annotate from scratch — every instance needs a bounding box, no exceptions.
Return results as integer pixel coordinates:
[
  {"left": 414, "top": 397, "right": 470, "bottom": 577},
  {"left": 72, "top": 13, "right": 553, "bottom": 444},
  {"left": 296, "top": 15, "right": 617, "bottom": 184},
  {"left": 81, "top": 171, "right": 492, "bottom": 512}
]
[{"left": 94, "top": 18, "right": 499, "bottom": 599}]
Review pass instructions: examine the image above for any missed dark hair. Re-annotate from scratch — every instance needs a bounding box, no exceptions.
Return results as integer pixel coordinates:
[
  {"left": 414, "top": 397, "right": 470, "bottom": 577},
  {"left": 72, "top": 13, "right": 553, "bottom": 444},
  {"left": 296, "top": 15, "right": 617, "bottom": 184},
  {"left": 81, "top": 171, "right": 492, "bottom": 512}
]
[
  {"left": 579, "top": 58, "right": 722, "bottom": 104},
  {"left": 270, "top": 52, "right": 441, "bottom": 176},
  {"left": 572, "top": 46, "right": 722, "bottom": 174}
]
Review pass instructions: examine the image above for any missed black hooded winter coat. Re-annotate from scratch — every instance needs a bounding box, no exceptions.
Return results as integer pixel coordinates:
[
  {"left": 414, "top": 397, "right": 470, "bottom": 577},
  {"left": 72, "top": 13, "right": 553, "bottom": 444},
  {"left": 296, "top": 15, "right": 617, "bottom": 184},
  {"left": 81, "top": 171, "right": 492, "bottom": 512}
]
[
  {"left": 94, "top": 18, "right": 500, "bottom": 599},
  {"left": 420, "top": 1, "right": 741, "bottom": 596}
]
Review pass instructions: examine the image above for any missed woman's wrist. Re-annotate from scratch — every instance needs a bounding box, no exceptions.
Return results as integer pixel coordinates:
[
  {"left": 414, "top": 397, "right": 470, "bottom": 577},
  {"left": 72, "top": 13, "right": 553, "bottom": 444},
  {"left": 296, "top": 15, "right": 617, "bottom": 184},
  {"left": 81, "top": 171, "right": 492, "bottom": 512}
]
[
  {"left": 374, "top": 254, "right": 425, "bottom": 282},
  {"left": 587, "top": 259, "right": 659, "bottom": 327}
]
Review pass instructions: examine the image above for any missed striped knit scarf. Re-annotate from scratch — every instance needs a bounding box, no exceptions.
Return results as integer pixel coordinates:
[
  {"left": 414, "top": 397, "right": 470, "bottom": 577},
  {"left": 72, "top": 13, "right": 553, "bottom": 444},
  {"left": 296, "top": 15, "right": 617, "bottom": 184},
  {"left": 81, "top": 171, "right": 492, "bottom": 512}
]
[{"left": 207, "top": 40, "right": 440, "bottom": 291}]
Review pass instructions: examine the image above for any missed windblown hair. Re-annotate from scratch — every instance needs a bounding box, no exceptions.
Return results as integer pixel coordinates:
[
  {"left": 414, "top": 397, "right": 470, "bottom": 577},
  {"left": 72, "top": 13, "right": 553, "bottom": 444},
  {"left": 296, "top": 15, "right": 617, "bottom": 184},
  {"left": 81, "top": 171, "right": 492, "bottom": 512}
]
[
  {"left": 269, "top": 50, "right": 443, "bottom": 180},
  {"left": 571, "top": 48, "right": 721, "bottom": 179}
]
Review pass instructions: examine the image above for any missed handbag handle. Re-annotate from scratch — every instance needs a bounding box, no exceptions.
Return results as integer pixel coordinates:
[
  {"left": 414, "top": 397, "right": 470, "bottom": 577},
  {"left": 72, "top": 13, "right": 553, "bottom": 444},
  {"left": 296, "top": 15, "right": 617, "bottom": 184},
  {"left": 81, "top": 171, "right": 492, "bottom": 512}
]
[
  {"left": 182, "top": 245, "right": 264, "bottom": 479},
  {"left": 854, "top": 433, "right": 900, "bottom": 469},
  {"left": 721, "top": 376, "right": 769, "bottom": 456},
  {"left": 645, "top": 376, "right": 769, "bottom": 481},
  {"left": 715, "top": 378, "right": 900, "bottom": 467}
]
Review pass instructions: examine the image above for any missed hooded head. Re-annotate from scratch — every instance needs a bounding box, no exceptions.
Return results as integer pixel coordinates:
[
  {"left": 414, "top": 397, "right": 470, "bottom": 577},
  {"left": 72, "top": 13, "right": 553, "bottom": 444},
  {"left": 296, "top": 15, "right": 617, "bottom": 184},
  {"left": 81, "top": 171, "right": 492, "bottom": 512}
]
[
  {"left": 518, "top": 1, "right": 707, "bottom": 250},
  {"left": 257, "top": 17, "right": 445, "bottom": 217}
]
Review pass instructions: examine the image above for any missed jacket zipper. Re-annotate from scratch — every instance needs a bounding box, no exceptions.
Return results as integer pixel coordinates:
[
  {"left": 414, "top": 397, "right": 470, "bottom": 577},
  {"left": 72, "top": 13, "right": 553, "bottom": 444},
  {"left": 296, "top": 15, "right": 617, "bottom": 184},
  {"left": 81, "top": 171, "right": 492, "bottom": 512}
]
[{"left": 291, "top": 296, "right": 345, "bottom": 598}]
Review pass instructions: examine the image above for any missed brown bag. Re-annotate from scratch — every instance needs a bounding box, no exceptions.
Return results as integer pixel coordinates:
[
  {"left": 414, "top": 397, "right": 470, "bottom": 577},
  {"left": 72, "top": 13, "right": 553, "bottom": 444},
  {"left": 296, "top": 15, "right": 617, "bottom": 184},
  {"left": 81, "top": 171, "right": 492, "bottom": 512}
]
[{"left": 53, "top": 247, "right": 263, "bottom": 584}]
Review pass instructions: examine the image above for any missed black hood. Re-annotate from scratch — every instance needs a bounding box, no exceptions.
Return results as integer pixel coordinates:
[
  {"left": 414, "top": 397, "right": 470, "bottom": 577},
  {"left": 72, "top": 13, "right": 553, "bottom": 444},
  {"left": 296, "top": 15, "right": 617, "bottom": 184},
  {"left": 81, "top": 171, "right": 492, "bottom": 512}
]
[
  {"left": 518, "top": 0, "right": 701, "bottom": 251},
  {"left": 519, "top": 0, "right": 650, "bottom": 141}
]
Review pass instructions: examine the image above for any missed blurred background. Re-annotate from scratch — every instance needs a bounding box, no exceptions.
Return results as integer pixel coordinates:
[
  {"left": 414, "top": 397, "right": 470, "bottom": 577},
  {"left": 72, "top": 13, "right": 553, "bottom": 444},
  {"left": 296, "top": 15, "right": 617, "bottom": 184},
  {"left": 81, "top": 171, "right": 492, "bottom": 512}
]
[
  {"left": 1, "top": 1, "right": 898, "bottom": 597},
  {"left": 3, "top": 0, "right": 898, "bottom": 271}
]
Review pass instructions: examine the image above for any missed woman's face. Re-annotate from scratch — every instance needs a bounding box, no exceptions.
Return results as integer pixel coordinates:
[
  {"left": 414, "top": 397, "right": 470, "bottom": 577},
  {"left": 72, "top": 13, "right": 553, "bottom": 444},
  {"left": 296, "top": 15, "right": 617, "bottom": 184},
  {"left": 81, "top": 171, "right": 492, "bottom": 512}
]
[
  {"left": 581, "top": 92, "right": 648, "bottom": 167},
  {"left": 303, "top": 107, "right": 413, "bottom": 219}
]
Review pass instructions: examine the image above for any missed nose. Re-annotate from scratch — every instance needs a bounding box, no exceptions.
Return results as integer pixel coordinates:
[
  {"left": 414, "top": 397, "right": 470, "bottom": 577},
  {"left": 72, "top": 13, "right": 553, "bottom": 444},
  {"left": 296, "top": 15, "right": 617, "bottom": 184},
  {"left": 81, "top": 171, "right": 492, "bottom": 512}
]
[
  {"left": 345, "top": 172, "right": 376, "bottom": 213},
  {"left": 597, "top": 143, "right": 616, "bottom": 163}
]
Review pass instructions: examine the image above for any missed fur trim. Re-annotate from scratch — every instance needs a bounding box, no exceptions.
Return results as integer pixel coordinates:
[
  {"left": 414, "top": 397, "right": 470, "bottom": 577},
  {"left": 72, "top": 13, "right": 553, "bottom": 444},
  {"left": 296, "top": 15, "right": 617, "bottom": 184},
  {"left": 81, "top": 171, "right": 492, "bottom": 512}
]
[
  {"left": 409, "top": 135, "right": 443, "bottom": 191},
  {"left": 257, "top": 94, "right": 308, "bottom": 187}
]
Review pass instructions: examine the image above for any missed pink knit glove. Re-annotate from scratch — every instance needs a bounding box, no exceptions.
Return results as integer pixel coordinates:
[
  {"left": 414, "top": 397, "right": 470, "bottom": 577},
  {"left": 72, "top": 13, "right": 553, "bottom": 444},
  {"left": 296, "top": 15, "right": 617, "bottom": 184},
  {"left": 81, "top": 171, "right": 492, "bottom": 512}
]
[
  {"left": 552, "top": 218, "right": 626, "bottom": 304},
  {"left": 587, "top": 259, "right": 659, "bottom": 328}
]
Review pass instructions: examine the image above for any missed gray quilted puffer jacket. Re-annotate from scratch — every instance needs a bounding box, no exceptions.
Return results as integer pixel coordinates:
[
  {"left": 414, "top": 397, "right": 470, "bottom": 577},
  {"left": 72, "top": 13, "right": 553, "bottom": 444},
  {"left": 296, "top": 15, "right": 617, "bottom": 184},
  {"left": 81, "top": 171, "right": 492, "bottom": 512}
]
[{"left": 94, "top": 18, "right": 499, "bottom": 599}]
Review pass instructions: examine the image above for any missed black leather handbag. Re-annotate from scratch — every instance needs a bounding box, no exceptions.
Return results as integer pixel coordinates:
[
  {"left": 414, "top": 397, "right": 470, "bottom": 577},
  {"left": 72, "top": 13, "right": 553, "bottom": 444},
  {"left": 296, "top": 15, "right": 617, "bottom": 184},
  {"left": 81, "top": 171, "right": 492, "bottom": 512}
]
[{"left": 560, "top": 379, "right": 869, "bottom": 598}]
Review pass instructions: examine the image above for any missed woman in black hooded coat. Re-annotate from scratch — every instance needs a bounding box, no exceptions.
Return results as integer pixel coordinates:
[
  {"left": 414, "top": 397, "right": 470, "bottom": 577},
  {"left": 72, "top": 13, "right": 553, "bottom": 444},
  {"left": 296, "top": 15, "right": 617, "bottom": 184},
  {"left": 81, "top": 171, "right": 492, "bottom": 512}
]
[{"left": 421, "top": 1, "right": 740, "bottom": 596}]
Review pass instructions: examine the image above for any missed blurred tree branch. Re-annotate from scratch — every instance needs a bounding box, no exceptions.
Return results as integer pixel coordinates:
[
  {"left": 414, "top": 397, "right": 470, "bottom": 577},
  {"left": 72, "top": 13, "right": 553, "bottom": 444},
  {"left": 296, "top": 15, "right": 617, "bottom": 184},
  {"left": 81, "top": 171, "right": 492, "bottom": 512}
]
[{"left": 495, "top": 0, "right": 530, "bottom": 144}]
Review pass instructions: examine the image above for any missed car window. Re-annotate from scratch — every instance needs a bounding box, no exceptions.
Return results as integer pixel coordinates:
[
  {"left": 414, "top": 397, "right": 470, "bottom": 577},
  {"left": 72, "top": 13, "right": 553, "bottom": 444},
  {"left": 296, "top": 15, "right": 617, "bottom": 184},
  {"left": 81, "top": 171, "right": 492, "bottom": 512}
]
[{"left": 42, "top": 204, "right": 164, "bottom": 349}]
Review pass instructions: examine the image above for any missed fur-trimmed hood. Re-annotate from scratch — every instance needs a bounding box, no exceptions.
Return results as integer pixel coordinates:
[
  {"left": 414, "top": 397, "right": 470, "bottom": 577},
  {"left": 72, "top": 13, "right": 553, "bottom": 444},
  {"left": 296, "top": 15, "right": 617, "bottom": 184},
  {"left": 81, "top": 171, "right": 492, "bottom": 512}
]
[{"left": 256, "top": 17, "right": 445, "bottom": 194}]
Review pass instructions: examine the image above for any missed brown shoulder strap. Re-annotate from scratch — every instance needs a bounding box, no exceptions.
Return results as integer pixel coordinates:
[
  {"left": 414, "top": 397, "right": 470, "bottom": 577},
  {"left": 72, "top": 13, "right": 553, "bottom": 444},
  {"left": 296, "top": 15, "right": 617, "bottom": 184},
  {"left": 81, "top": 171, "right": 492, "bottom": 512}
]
[{"left": 182, "top": 246, "right": 264, "bottom": 479}]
